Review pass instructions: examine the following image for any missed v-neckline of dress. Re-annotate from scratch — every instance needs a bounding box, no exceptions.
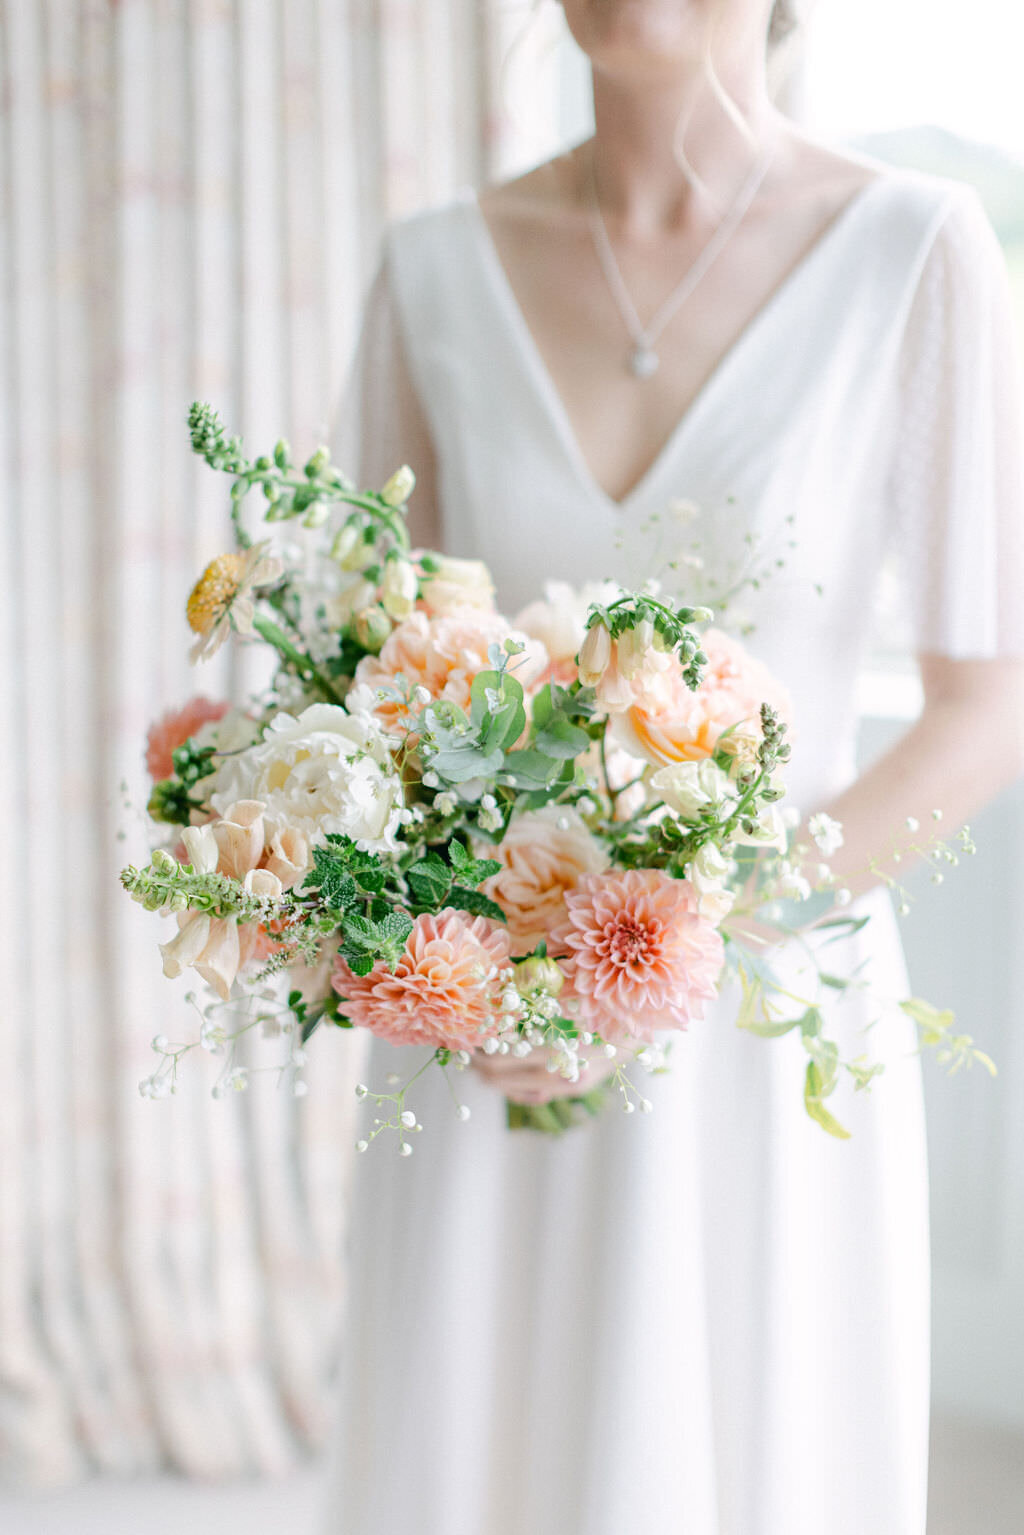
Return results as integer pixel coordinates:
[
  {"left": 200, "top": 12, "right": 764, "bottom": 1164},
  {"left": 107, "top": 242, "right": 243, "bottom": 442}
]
[{"left": 463, "top": 174, "right": 888, "bottom": 514}]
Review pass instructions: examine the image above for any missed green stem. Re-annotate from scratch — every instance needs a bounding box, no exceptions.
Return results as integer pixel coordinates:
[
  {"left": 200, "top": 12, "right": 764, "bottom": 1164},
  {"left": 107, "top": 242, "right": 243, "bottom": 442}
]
[
  {"left": 252, "top": 614, "right": 347, "bottom": 705},
  {"left": 598, "top": 730, "right": 619, "bottom": 809}
]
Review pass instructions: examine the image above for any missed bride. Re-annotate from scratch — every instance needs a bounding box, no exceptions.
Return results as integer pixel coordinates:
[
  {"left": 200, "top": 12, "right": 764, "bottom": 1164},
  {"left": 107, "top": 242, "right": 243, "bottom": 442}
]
[{"left": 327, "top": 2, "right": 1024, "bottom": 1531}]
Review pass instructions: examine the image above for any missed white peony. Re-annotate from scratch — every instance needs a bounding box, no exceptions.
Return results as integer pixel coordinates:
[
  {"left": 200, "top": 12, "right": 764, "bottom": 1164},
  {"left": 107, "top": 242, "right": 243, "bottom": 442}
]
[
  {"left": 649, "top": 758, "right": 737, "bottom": 821},
  {"left": 208, "top": 703, "right": 404, "bottom": 858}
]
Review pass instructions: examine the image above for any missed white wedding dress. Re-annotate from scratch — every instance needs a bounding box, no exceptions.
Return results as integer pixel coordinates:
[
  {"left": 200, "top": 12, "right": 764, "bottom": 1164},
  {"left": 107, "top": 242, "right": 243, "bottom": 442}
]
[{"left": 325, "top": 167, "right": 1024, "bottom": 1535}]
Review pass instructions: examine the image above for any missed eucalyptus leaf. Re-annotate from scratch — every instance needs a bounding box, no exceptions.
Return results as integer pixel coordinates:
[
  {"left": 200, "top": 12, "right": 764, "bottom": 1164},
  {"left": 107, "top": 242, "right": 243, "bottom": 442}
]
[
  {"left": 534, "top": 718, "right": 591, "bottom": 760},
  {"left": 500, "top": 747, "right": 561, "bottom": 790}
]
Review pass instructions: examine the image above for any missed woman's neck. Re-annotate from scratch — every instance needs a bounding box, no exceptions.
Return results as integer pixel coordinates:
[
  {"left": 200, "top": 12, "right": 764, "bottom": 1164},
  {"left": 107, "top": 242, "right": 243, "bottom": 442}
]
[{"left": 586, "top": 50, "right": 782, "bottom": 237}]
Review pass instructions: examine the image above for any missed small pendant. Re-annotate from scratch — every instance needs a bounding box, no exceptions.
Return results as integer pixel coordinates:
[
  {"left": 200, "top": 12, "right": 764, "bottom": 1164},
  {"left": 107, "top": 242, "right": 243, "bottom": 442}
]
[{"left": 629, "top": 343, "right": 659, "bottom": 379}]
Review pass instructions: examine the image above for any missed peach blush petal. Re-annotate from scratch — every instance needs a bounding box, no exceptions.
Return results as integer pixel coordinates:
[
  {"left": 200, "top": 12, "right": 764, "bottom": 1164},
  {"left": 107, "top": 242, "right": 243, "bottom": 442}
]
[
  {"left": 160, "top": 913, "right": 213, "bottom": 980},
  {"left": 551, "top": 869, "right": 724, "bottom": 1044},
  {"left": 479, "top": 807, "right": 609, "bottom": 954},
  {"left": 612, "top": 627, "right": 793, "bottom": 768},
  {"left": 194, "top": 917, "right": 242, "bottom": 1002},
  {"left": 331, "top": 909, "right": 511, "bottom": 1051},
  {"left": 353, "top": 608, "right": 547, "bottom": 734},
  {"left": 212, "top": 800, "right": 266, "bottom": 880},
  {"left": 146, "top": 697, "right": 230, "bottom": 781},
  {"left": 264, "top": 826, "right": 309, "bottom": 889}
]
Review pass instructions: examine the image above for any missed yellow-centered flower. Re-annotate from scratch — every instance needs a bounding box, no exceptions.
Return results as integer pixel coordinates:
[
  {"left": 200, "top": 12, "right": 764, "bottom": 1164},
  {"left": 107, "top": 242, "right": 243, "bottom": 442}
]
[
  {"left": 186, "top": 541, "right": 283, "bottom": 662},
  {"left": 187, "top": 553, "right": 248, "bottom": 635}
]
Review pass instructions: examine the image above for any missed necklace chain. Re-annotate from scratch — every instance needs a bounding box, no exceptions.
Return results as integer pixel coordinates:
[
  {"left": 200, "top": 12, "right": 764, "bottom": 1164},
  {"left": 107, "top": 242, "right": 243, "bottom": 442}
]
[{"left": 585, "top": 143, "right": 777, "bottom": 378}]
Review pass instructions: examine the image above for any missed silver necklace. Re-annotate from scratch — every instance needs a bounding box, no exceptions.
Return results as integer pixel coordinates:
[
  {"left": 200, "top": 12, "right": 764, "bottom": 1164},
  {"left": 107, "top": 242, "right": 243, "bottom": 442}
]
[{"left": 585, "top": 144, "right": 776, "bottom": 379}]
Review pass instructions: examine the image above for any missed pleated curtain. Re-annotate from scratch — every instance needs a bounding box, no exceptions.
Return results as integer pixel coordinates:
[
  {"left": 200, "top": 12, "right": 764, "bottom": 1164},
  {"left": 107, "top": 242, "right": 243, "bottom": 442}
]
[{"left": 0, "top": 0, "right": 564, "bottom": 1488}]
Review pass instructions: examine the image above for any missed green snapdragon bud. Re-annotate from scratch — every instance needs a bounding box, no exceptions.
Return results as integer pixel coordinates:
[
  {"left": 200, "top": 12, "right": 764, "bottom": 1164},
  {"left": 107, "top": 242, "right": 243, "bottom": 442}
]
[{"left": 380, "top": 465, "right": 416, "bottom": 507}]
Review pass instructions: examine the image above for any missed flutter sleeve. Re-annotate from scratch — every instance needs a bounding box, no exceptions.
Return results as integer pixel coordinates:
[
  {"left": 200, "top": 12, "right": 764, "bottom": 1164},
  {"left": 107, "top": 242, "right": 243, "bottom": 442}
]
[
  {"left": 886, "top": 185, "right": 1024, "bottom": 658},
  {"left": 329, "top": 241, "right": 441, "bottom": 548}
]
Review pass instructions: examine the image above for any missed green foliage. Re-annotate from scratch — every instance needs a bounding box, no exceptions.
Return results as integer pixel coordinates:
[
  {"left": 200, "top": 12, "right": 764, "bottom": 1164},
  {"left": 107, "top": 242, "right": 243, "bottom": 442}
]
[
  {"left": 803, "top": 1060, "right": 851, "bottom": 1140},
  {"left": 302, "top": 835, "right": 387, "bottom": 910},
  {"left": 470, "top": 670, "right": 527, "bottom": 753},
  {"left": 339, "top": 910, "right": 414, "bottom": 977},
  {"left": 506, "top": 1085, "right": 610, "bottom": 1134},
  {"left": 900, "top": 997, "right": 997, "bottom": 1077},
  {"left": 406, "top": 838, "right": 504, "bottom": 919},
  {"left": 447, "top": 886, "right": 507, "bottom": 923},
  {"left": 147, "top": 737, "right": 219, "bottom": 826},
  {"left": 288, "top": 989, "right": 345, "bottom": 1044}
]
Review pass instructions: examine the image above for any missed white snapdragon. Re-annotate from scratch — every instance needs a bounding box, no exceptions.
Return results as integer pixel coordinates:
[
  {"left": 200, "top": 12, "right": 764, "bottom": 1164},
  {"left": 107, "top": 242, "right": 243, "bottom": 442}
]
[
  {"left": 734, "top": 804, "right": 789, "bottom": 854},
  {"left": 650, "top": 758, "right": 737, "bottom": 821},
  {"left": 689, "top": 841, "right": 731, "bottom": 892}
]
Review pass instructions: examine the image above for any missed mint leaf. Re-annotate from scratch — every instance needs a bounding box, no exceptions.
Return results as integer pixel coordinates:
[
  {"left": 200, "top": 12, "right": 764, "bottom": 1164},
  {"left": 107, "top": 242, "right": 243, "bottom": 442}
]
[
  {"left": 448, "top": 886, "right": 507, "bottom": 923},
  {"left": 407, "top": 852, "right": 452, "bottom": 907}
]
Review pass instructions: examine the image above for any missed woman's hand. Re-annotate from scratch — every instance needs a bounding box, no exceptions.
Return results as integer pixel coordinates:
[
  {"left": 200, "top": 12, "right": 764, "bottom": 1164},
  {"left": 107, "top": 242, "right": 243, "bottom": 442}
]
[{"left": 471, "top": 1041, "right": 618, "bottom": 1105}]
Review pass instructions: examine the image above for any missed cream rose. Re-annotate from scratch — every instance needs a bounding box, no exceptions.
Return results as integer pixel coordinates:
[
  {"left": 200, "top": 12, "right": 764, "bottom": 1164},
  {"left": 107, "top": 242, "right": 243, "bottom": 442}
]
[
  {"left": 209, "top": 703, "right": 404, "bottom": 857},
  {"left": 418, "top": 554, "right": 495, "bottom": 617}
]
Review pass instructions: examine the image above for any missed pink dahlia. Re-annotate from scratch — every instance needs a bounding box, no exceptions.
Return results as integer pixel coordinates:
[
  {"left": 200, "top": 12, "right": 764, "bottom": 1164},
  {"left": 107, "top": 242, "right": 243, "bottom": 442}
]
[
  {"left": 552, "top": 869, "right": 724, "bottom": 1043},
  {"left": 146, "top": 696, "right": 229, "bottom": 781},
  {"left": 331, "top": 909, "right": 511, "bottom": 1050}
]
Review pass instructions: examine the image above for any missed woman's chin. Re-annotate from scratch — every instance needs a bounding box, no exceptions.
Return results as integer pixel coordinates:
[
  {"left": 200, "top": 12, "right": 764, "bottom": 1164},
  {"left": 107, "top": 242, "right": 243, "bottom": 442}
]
[{"left": 563, "top": 0, "right": 709, "bottom": 75}]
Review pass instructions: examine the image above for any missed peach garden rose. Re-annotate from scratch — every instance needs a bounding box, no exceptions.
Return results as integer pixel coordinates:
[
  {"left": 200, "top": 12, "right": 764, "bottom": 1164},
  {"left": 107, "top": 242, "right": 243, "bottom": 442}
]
[
  {"left": 479, "top": 806, "right": 609, "bottom": 954},
  {"left": 612, "top": 627, "right": 793, "bottom": 769}
]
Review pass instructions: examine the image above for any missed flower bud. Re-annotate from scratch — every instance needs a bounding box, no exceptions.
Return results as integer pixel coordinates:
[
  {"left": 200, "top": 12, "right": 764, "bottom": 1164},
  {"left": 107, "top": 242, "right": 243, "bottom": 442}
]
[
  {"left": 616, "top": 619, "right": 654, "bottom": 681},
  {"left": 381, "top": 557, "right": 418, "bottom": 620},
  {"left": 577, "top": 622, "right": 612, "bottom": 686},
  {"left": 151, "top": 847, "right": 177, "bottom": 872},
  {"left": 302, "top": 500, "right": 330, "bottom": 529},
  {"left": 514, "top": 956, "right": 565, "bottom": 997},
  {"left": 331, "top": 522, "right": 377, "bottom": 571},
  {"left": 328, "top": 578, "right": 376, "bottom": 627},
  {"left": 352, "top": 604, "right": 392, "bottom": 653},
  {"left": 380, "top": 465, "right": 416, "bottom": 508}
]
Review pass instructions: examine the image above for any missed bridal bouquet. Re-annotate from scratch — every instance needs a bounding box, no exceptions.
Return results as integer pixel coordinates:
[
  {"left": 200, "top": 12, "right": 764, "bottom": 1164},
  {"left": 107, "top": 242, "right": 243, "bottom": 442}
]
[{"left": 121, "top": 403, "right": 989, "bottom": 1149}]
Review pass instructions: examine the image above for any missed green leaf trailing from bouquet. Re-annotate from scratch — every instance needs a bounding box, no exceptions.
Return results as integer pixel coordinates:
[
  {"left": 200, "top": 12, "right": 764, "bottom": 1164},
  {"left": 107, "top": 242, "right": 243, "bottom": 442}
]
[{"left": 900, "top": 997, "right": 997, "bottom": 1076}]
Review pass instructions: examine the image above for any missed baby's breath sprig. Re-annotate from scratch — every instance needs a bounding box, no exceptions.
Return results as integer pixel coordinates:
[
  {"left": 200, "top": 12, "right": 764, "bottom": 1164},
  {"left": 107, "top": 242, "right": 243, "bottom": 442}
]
[
  {"left": 870, "top": 814, "right": 976, "bottom": 918},
  {"left": 353, "top": 1049, "right": 460, "bottom": 1156},
  {"left": 139, "top": 988, "right": 312, "bottom": 1101}
]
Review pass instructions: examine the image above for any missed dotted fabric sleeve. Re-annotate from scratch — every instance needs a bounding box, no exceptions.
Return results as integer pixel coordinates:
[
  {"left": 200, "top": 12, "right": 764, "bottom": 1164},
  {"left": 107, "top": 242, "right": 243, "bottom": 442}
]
[
  {"left": 328, "top": 249, "right": 441, "bottom": 547},
  {"left": 886, "top": 185, "right": 1024, "bottom": 658}
]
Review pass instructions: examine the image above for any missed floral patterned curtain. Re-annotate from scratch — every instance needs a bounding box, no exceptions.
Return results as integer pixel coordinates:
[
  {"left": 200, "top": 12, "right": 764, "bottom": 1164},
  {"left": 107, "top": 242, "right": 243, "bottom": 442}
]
[{"left": 0, "top": 0, "right": 563, "bottom": 1487}]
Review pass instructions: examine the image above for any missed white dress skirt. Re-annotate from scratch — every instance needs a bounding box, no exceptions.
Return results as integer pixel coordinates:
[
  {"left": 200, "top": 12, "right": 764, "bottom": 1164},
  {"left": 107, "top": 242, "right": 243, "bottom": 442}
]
[{"left": 324, "top": 166, "right": 1024, "bottom": 1534}]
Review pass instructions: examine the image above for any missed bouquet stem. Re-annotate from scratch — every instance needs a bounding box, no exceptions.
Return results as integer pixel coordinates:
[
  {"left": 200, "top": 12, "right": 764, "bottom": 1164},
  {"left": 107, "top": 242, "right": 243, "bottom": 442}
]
[{"left": 506, "top": 1088, "right": 610, "bottom": 1135}]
